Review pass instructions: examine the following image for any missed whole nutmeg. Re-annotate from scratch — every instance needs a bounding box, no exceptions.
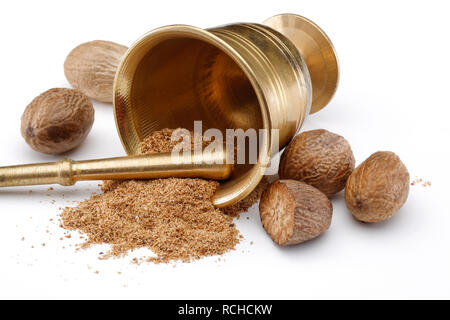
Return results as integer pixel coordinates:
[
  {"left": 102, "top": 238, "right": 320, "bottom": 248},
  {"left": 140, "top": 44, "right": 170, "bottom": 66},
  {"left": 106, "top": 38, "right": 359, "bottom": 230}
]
[
  {"left": 21, "top": 88, "right": 94, "bottom": 155},
  {"left": 279, "top": 129, "right": 355, "bottom": 197},
  {"left": 345, "top": 151, "right": 410, "bottom": 223},
  {"left": 259, "top": 180, "right": 333, "bottom": 245},
  {"left": 64, "top": 40, "right": 128, "bottom": 103}
]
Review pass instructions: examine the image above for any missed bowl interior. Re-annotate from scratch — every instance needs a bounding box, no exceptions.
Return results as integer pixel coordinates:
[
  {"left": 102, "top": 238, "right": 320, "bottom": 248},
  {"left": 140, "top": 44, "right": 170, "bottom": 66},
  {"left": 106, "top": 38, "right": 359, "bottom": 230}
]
[{"left": 114, "top": 26, "right": 270, "bottom": 206}]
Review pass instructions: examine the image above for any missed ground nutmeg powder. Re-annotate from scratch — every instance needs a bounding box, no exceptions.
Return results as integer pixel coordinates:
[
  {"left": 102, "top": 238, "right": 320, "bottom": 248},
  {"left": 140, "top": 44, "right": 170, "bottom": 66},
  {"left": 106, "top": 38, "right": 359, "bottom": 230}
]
[{"left": 60, "top": 129, "right": 265, "bottom": 263}]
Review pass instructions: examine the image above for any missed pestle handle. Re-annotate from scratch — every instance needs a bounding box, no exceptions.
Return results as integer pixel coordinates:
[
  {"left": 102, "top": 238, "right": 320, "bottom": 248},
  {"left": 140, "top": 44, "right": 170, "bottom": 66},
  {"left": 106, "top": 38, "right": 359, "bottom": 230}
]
[
  {"left": 0, "top": 151, "right": 232, "bottom": 188},
  {"left": 0, "top": 160, "right": 74, "bottom": 187}
]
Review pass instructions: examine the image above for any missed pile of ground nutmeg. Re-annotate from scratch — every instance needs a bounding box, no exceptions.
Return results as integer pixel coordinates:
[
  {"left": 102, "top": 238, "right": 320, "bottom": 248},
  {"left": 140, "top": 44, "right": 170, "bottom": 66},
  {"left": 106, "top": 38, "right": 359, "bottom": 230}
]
[{"left": 60, "top": 129, "right": 265, "bottom": 263}]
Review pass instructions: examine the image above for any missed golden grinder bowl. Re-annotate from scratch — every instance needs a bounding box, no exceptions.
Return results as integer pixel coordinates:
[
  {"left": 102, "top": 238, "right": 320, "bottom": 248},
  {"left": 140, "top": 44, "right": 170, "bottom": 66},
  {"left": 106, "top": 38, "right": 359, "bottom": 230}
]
[{"left": 114, "top": 13, "right": 339, "bottom": 207}]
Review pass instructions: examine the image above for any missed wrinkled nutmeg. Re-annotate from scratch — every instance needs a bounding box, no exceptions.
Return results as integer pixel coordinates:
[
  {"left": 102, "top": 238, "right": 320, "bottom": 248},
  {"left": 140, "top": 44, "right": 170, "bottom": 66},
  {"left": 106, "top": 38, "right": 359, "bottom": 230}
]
[
  {"left": 259, "top": 180, "right": 333, "bottom": 245},
  {"left": 64, "top": 40, "right": 128, "bottom": 103},
  {"left": 21, "top": 88, "right": 94, "bottom": 155},
  {"left": 279, "top": 129, "right": 355, "bottom": 197},
  {"left": 345, "top": 151, "right": 409, "bottom": 223}
]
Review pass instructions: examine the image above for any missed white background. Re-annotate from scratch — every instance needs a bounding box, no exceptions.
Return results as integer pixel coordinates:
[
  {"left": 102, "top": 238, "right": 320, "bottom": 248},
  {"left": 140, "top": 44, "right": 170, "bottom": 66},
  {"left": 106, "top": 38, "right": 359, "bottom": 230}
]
[{"left": 0, "top": 0, "right": 449, "bottom": 299}]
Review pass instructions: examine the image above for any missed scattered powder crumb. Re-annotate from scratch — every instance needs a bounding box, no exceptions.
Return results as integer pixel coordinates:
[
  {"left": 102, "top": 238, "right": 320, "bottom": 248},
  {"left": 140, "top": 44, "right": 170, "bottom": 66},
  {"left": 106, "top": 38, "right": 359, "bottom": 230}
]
[
  {"left": 29, "top": 190, "right": 33, "bottom": 194},
  {"left": 94, "top": 270, "right": 99, "bottom": 274},
  {"left": 42, "top": 243, "right": 46, "bottom": 247},
  {"left": 250, "top": 241, "right": 254, "bottom": 245},
  {"left": 48, "top": 187, "right": 54, "bottom": 191},
  {"left": 411, "top": 177, "right": 432, "bottom": 187},
  {"left": 21, "top": 237, "right": 25, "bottom": 241},
  {"left": 60, "top": 129, "right": 245, "bottom": 264}
]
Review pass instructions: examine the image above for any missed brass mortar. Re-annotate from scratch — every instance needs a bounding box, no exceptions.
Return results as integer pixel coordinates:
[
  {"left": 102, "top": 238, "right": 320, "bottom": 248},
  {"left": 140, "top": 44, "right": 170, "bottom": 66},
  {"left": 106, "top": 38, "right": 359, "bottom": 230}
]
[{"left": 114, "top": 13, "right": 339, "bottom": 207}]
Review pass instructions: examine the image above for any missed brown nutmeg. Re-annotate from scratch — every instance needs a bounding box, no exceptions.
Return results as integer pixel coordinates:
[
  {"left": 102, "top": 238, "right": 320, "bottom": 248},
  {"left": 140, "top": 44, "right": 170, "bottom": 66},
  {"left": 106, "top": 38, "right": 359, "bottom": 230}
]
[
  {"left": 64, "top": 40, "right": 128, "bottom": 103},
  {"left": 279, "top": 129, "right": 355, "bottom": 197},
  {"left": 21, "top": 88, "right": 94, "bottom": 155},
  {"left": 259, "top": 180, "right": 333, "bottom": 246},
  {"left": 345, "top": 151, "right": 410, "bottom": 223}
]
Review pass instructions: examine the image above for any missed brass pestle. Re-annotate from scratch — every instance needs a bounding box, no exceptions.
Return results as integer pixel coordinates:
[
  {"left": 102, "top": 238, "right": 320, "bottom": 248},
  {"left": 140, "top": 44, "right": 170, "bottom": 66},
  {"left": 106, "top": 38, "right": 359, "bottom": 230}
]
[
  {"left": 0, "top": 150, "right": 233, "bottom": 188},
  {"left": 0, "top": 14, "right": 339, "bottom": 207}
]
